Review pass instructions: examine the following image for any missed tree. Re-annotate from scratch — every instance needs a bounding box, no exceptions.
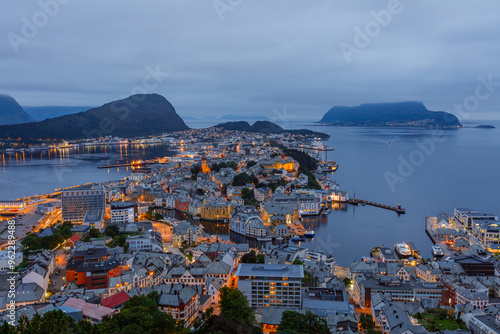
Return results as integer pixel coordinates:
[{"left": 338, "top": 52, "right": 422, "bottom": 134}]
[
  {"left": 154, "top": 213, "right": 164, "bottom": 221},
  {"left": 232, "top": 173, "right": 254, "bottom": 186},
  {"left": 292, "top": 259, "right": 303, "bottom": 265},
  {"left": 219, "top": 287, "right": 257, "bottom": 328},
  {"left": 88, "top": 228, "right": 100, "bottom": 238},
  {"left": 343, "top": 277, "right": 352, "bottom": 288},
  {"left": 241, "top": 187, "right": 255, "bottom": 205},
  {"left": 360, "top": 313, "right": 375, "bottom": 330},
  {"left": 104, "top": 224, "right": 120, "bottom": 237},
  {"left": 247, "top": 161, "right": 257, "bottom": 168},
  {"left": 144, "top": 211, "right": 153, "bottom": 220},
  {"left": 277, "top": 311, "right": 328, "bottom": 334}
]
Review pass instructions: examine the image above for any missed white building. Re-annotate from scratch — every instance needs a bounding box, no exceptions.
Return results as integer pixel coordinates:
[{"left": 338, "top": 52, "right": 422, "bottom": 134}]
[
  {"left": 454, "top": 208, "right": 498, "bottom": 228},
  {"left": 0, "top": 250, "right": 23, "bottom": 271},
  {"left": 236, "top": 264, "right": 304, "bottom": 308},
  {"left": 297, "top": 194, "right": 321, "bottom": 216},
  {"left": 111, "top": 202, "right": 135, "bottom": 224},
  {"left": 230, "top": 206, "right": 267, "bottom": 238},
  {"left": 455, "top": 286, "right": 488, "bottom": 309},
  {"left": 126, "top": 231, "right": 163, "bottom": 252},
  {"left": 469, "top": 314, "right": 500, "bottom": 334},
  {"left": 172, "top": 222, "right": 198, "bottom": 247}
]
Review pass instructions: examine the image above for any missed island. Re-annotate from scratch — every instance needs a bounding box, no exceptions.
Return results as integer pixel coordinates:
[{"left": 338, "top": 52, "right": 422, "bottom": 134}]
[{"left": 318, "top": 101, "right": 462, "bottom": 128}]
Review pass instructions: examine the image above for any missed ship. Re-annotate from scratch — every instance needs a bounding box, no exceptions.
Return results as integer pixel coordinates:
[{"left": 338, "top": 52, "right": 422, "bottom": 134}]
[
  {"left": 394, "top": 242, "right": 412, "bottom": 259},
  {"left": 304, "top": 230, "right": 315, "bottom": 238},
  {"left": 431, "top": 245, "right": 444, "bottom": 257},
  {"left": 291, "top": 235, "right": 305, "bottom": 242}
]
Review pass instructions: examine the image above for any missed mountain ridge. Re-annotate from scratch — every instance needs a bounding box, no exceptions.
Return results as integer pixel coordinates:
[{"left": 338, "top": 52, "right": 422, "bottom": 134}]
[
  {"left": 214, "top": 120, "right": 330, "bottom": 138},
  {"left": 0, "top": 94, "right": 189, "bottom": 140},
  {"left": 0, "top": 94, "right": 35, "bottom": 125}
]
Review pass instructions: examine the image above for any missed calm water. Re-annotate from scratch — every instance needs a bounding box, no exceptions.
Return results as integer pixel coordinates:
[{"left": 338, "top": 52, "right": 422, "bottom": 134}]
[
  {"left": 0, "top": 144, "right": 175, "bottom": 200},
  {"left": 2, "top": 120, "right": 500, "bottom": 266}
]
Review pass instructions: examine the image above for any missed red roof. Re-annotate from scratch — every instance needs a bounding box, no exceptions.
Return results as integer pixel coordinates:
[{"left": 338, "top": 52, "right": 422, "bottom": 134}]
[
  {"left": 68, "top": 234, "right": 81, "bottom": 244},
  {"left": 101, "top": 291, "right": 130, "bottom": 308}
]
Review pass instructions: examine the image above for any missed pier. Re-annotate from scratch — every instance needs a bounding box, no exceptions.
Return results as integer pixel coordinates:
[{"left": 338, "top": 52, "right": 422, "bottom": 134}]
[
  {"left": 97, "top": 162, "right": 151, "bottom": 169},
  {"left": 348, "top": 198, "right": 406, "bottom": 214}
]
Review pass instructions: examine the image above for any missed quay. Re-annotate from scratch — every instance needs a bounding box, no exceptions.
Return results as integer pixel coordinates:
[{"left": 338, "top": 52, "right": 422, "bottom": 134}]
[
  {"left": 97, "top": 161, "right": 151, "bottom": 169},
  {"left": 348, "top": 198, "right": 406, "bottom": 214}
]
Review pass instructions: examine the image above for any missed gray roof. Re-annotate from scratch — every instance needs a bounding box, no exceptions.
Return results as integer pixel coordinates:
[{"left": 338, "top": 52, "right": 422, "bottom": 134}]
[
  {"left": 15, "top": 282, "right": 44, "bottom": 303},
  {"left": 236, "top": 263, "right": 304, "bottom": 278},
  {"left": 204, "top": 260, "right": 231, "bottom": 275},
  {"left": 172, "top": 222, "right": 197, "bottom": 235},
  {"left": 158, "top": 285, "right": 198, "bottom": 307}
]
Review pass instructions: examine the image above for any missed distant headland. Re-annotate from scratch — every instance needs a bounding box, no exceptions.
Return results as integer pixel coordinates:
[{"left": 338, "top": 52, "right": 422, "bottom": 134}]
[{"left": 318, "top": 101, "right": 462, "bottom": 128}]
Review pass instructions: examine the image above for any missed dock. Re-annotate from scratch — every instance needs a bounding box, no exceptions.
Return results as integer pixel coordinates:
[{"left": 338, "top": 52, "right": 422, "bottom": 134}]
[
  {"left": 97, "top": 162, "right": 151, "bottom": 169},
  {"left": 348, "top": 198, "right": 406, "bottom": 214}
]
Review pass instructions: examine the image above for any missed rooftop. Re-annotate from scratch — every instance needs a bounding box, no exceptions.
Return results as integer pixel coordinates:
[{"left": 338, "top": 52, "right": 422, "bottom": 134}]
[{"left": 236, "top": 263, "right": 304, "bottom": 278}]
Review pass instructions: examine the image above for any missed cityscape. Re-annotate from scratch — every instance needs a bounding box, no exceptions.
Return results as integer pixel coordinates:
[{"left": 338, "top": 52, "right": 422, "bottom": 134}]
[{"left": 1, "top": 2, "right": 500, "bottom": 334}]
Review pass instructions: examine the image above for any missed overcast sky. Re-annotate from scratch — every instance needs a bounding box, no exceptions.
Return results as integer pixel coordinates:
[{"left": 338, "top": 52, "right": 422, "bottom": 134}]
[{"left": 1, "top": 0, "right": 500, "bottom": 120}]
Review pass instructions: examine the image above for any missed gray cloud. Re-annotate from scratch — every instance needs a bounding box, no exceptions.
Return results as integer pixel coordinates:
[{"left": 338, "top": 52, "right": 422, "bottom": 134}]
[{"left": 1, "top": 0, "right": 499, "bottom": 120}]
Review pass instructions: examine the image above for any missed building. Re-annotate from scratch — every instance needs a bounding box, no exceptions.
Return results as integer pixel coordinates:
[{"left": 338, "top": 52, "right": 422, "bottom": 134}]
[
  {"left": 172, "top": 222, "right": 198, "bottom": 247},
  {"left": 65, "top": 244, "right": 120, "bottom": 289},
  {"left": 175, "top": 196, "right": 191, "bottom": 212},
  {"left": 36, "top": 202, "right": 60, "bottom": 214},
  {"left": 355, "top": 275, "right": 447, "bottom": 308},
  {"left": 230, "top": 206, "right": 267, "bottom": 238},
  {"left": 454, "top": 208, "right": 498, "bottom": 229},
  {"left": 469, "top": 314, "right": 500, "bottom": 334},
  {"left": 471, "top": 220, "right": 500, "bottom": 245},
  {"left": 127, "top": 231, "right": 163, "bottom": 252},
  {"left": 111, "top": 202, "right": 136, "bottom": 224},
  {"left": 259, "top": 156, "right": 296, "bottom": 173},
  {"left": 297, "top": 194, "right": 321, "bottom": 216},
  {"left": 235, "top": 264, "right": 304, "bottom": 308},
  {"left": 62, "top": 297, "right": 118, "bottom": 323},
  {"left": 200, "top": 202, "right": 232, "bottom": 221},
  {"left": 83, "top": 209, "right": 104, "bottom": 230},
  {"left": 0, "top": 200, "right": 26, "bottom": 211},
  {"left": 454, "top": 256, "right": 495, "bottom": 276},
  {"left": 455, "top": 286, "right": 488, "bottom": 309},
  {"left": 416, "top": 264, "right": 442, "bottom": 282},
  {"left": 0, "top": 250, "right": 23, "bottom": 271},
  {"left": 155, "top": 193, "right": 176, "bottom": 209},
  {"left": 157, "top": 284, "right": 199, "bottom": 327},
  {"left": 62, "top": 186, "right": 106, "bottom": 222}
]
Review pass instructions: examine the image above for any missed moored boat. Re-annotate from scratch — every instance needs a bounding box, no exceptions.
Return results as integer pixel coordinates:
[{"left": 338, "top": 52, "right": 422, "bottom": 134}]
[
  {"left": 394, "top": 242, "right": 412, "bottom": 259},
  {"left": 304, "top": 230, "right": 315, "bottom": 238}
]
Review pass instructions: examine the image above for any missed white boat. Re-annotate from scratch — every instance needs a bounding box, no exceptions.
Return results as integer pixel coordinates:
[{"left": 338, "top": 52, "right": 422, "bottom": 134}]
[
  {"left": 394, "top": 242, "right": 412, "bottom": 258},
  {"left": 432, "top": 245, "right": 444, "bottom": 257}
]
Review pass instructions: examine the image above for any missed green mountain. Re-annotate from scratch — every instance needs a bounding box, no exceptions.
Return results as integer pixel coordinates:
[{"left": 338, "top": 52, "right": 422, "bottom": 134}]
[
  {"left": 319, "top": 101, "right": 461, "bottom": 128},
  {"left": 0, "top": 94, "right": 189, "bottom": 140},
  {"left": 214, "top": 120, "right": 330, "bottom": 138},
  {"left": 0, "top": 94, "right": 35, "bottom": 125}
]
